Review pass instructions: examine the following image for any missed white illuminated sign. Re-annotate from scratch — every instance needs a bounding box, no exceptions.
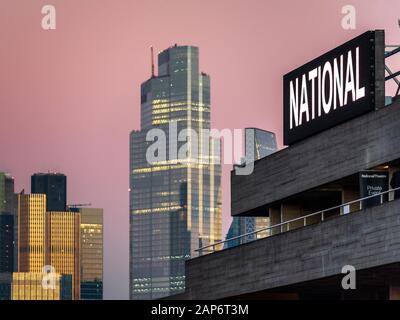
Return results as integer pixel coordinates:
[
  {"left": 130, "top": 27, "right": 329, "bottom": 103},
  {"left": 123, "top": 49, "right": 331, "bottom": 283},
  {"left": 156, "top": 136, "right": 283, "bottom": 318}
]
[
  {"left": 289, "top": 47, "right": 365, "bottom": 129},
  {"left": 283, "top": 30, "right": 383, "bottom": 145}
]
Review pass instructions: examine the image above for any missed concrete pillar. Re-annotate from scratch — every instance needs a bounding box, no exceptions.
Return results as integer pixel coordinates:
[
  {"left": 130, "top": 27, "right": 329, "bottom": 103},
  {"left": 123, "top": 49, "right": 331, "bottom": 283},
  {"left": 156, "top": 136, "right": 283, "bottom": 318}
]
[
  {"left": 389, "top": 166, "right": 400, "bottom": 201},
  {"left": 281, "top": 203, "right": 303, "bottom": 232},
  {"left": 269, "top": 205, "right": 281, "bottom": 235},
  {"left": 342, "top": 187, "right": 360, "bottom": 214}
]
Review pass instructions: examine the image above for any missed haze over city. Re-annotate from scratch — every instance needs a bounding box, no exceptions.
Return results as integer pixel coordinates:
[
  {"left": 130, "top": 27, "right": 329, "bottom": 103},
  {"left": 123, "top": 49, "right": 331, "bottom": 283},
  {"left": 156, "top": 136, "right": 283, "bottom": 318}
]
[{"left": 1, "top": 0, "right": 399, "bottom": 299}]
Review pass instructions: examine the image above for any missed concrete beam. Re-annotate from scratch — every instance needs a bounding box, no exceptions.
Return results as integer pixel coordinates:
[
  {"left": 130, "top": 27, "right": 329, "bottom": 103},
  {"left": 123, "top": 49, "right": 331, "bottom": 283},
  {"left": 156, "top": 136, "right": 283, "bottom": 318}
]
[
  {"left": 183, "top": 199, "right": 400, "bottom": 299},
  {"left": 232, "top": 99, "right": 400, "bottom": 216}
]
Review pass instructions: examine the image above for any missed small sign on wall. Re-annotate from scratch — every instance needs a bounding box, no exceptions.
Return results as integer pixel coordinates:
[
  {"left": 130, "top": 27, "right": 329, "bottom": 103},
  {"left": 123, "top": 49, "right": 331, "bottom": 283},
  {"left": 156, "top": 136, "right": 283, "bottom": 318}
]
[{"left": 359, "top": 171, "right": 389, "bottom": 209}]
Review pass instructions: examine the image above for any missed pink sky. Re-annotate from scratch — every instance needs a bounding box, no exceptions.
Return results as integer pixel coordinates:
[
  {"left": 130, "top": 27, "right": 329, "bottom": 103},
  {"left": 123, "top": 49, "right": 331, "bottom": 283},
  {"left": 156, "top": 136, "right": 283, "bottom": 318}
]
[{"left": 1, "top": 0, "right": 399, "bottom": 299}]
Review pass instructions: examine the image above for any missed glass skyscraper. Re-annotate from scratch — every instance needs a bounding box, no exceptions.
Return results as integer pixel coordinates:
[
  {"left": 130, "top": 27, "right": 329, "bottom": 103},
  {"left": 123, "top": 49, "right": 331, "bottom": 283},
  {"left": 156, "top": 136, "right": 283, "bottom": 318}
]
[
  {"left": 31, "top": 173, "right": 67, "bottom": 212},
  {"left": 226, "top": 129, "right": 277, "bottom": 249},
  {"left": 79, "top": 208, "right": 103, "bottom": 300},
  {"left": 18, "top": 193, "right": 80, "bottom": 300},
  {"left": 129, "top": 45, "right": 222, "bottom": 300},
  {"left": 0, "top": 173, "right": 16, "bottom": 300},
  {"left": 0, "top": 214, "right": 14, "bottom": 273}
]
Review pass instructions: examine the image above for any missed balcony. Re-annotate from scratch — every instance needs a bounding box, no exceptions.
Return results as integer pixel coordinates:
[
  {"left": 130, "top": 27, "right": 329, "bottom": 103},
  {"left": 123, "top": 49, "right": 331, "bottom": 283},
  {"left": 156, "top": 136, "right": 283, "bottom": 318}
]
[{"left": 173, "top": 190, "right": 400, "bottom": 300}]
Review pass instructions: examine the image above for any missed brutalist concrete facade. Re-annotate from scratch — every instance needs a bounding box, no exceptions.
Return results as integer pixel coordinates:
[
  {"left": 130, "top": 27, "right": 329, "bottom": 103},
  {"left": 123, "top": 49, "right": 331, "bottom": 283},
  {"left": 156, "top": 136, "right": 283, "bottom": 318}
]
[
  {"left": 170, "top": 99, "right": 400, "bottom": 300},
  {"left": 167, "top": 30, "right": 400, "bottom": 300},
  {"left": 232, "top": 98, "right": 400, "bottom": 217},
  {"left": 176, "top": 193, "right": 400, "bottom": 300}
]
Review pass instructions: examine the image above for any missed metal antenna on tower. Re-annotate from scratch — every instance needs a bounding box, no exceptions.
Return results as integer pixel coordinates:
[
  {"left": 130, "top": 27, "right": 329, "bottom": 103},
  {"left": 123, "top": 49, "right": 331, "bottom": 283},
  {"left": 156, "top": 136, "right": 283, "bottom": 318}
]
[{"left": 151, "top": 46, "right": 155, "bottom": 78}]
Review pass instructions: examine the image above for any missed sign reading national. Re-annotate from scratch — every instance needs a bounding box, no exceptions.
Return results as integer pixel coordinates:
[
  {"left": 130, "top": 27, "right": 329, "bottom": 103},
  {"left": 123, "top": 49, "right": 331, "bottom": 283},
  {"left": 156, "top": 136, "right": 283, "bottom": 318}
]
[{"left": 283, "top": 30, "right": 384, "bottom": 145}]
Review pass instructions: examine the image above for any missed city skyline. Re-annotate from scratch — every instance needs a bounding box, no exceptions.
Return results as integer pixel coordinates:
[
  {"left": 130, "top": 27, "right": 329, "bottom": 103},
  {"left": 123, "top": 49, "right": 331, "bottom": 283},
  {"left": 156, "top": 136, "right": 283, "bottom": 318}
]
[
  {"left": 1, "top": 0, "right": 400, "bottom": 299},
  {"left": 0, "top": 171, "right": 104, "bottom": 300}
]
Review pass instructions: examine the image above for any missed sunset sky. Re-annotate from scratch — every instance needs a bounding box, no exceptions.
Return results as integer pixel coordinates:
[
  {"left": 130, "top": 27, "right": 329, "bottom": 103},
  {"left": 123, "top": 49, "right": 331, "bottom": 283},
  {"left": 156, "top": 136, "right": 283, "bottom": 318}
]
[{"left": 1, "top": 0, "right": 399, "bottom": 299}]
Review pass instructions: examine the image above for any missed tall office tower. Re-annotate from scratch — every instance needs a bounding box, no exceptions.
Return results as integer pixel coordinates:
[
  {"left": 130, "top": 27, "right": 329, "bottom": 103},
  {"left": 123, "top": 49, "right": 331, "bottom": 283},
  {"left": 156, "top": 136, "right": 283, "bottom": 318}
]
[
  {"left": 0, "top": 173, "right": 17, "bottom": 270},
  {"left": 0, "top": 215, "right": 13, "bottom": 300},
  {"left": 226, "top": 129, "right": 277, "bottom": 248},
  {"left": 79, "top": 208, "right": 103, "bottom": 300},
  {"left": 0, "top": 173, "right": 17, "bottom": 300},
  {"left": 46, "top": 211, "right": 80, "bottom": 300},
  {"left": 129, "top": 45, "right": 222, "bottom": 299},
  {"left": 18, "top": 193, "right": 80, "bottom": 300},
  {"left": 31, "top": 173, "right": 67, "bottom": 212},
  {"left": 18, "top": 193, "right": 47, "bottom": 272}
]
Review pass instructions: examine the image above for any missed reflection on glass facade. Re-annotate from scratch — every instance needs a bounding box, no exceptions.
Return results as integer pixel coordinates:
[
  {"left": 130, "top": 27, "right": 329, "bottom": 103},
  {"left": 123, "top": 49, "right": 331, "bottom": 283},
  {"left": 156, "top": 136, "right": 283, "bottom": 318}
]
[
  {"left": 226, "top": 129, "right": 277, "bottom": 249},
  {"left": 79, "top": 208, "right": 103, "bottom": 300},
  {"left": 246, "top": 128, "right": 278, "bottom": 161},
  {"left": 46, "top": 211, "right": 80, "bottom": 300},
  {"left": 18, "top": 193, "right": 80, "bottom": 300},
  {"left": 130, "top": 45, "right": 222, "bottom": 300},
  {"left": 11, "top": 272, "right": 72, "bottom": 300},
  {"left": 18, "top": 194, "right": 47, "bottom": 273}
]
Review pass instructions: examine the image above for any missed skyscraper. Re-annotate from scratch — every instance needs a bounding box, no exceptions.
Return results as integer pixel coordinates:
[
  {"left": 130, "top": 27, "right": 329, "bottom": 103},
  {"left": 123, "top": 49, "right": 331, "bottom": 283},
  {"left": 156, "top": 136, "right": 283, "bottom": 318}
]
[
  {"left": 46, "top": 211, "right": 80, "bottom": 300},
  {"left": 0, "top": 173, "right": 16, "bottom": 215},
  {"left": 0, "top": 173, "right": 17, "bottom": 300},
  {"left": 78, "top": 207, "right": 103, "bottom": 300},
  {"left": 0, "top": 215, "right": 13, "bottom": 300},
  {"left": 31, "top": 173, "right": 67, "bottom": 212},
  {"left": 0, "top": 215, "right": 14, "bottom": 272},
  {"left": 129, "top": 45, "right": 222, "bottom": 299},
  {"left": 18, "top": 194, "right": 47, "bottom": 272},
  {"left": 226, "top": 129, "right": 277, "bottom": 248},
  {"left": 18, "top": 193, "right": 80, "bottom": 300}
]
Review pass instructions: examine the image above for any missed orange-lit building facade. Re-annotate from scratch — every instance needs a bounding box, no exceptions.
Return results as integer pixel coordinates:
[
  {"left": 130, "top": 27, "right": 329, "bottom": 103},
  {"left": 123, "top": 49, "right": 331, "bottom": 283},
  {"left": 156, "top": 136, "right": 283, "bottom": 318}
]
[
  {"left": 79, "top": 208, "right": 103, "bottom": 300},
  {"left": 17, "top": 194, "right": 80, "bottom": 300},
  {"left": 11, "top": 272, "right": 72, "bottom": 300},
  {"left": 18, "top": 194, "right": 46, "bottom": 272},
  {"left": 46, "top": 211, "right": 80, "bottom": 300}
]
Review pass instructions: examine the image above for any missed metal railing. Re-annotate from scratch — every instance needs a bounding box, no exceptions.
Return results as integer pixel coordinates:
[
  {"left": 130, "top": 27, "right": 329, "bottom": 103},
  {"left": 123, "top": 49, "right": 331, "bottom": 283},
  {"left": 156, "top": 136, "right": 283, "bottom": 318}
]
[{"left": 196, "top": 186, "right": 400, "bottom": 256}]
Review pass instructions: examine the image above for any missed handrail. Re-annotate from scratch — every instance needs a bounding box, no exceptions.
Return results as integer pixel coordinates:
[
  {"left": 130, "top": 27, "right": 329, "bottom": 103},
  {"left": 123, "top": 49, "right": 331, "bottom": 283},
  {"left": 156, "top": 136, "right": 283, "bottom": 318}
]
[{"left": 196, "top": 186, "right": 400, "bottom": 255}]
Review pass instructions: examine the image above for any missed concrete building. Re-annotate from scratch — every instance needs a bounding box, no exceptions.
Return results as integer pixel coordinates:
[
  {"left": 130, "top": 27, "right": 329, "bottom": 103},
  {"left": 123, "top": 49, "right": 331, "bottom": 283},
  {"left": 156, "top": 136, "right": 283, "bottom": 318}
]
[{"left": 170, "top": 30, "right": 400, "bottom": 300}]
